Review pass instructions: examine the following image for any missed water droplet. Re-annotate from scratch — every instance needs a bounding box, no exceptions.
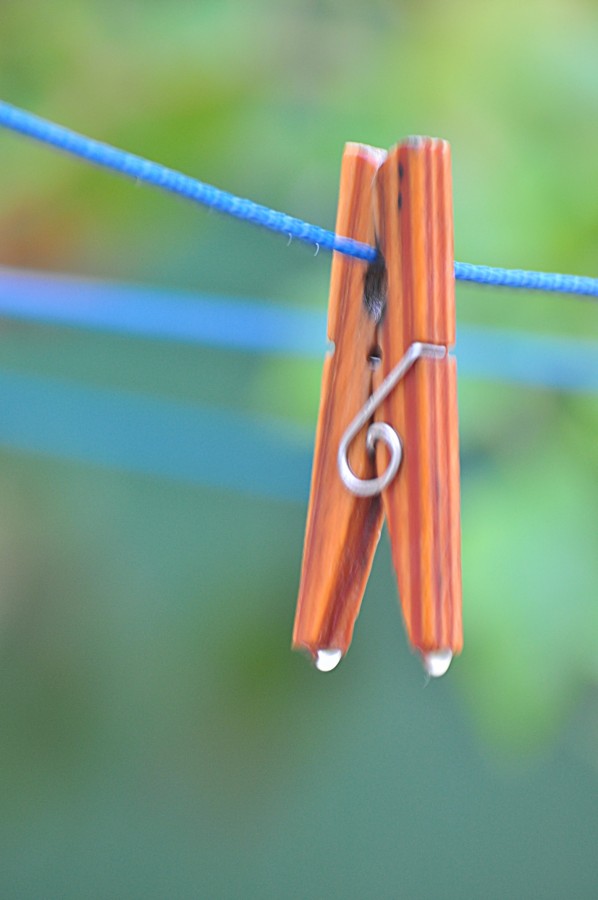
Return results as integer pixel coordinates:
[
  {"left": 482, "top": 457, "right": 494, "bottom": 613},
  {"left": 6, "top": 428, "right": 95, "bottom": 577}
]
[
  {"left": 315, "top": 649, "right": 342, "bottom": 672},
  {"left": 423, "top": 649, "right": 453, "bottom": 678}
]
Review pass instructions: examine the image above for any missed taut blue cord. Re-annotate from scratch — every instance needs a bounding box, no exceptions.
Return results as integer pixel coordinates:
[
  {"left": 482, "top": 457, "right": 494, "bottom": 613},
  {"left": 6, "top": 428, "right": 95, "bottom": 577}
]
[
  {"left": 453, "top": 262, "right": 598, "bottom": 298},
  {"left": 0, "top": 100, "right": 375, "bottom": 262},
  {"left": 1, "top": 100, "right": 598, "bottom": 297}
]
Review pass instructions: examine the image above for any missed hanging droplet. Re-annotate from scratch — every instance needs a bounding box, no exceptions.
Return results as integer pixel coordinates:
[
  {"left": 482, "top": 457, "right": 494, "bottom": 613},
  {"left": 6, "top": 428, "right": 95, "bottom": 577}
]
[
  {"left": 315, "top": 649, "right": 342, "bottom": 672},
  {"left": 423, "top": 649, "right": 453, "bottom": 678}
]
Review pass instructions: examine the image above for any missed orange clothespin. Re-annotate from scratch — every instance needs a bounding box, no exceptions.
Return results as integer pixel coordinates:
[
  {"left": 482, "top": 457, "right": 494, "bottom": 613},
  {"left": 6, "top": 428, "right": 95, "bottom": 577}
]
[{"left": 293, "top": 137, "right": 462, "bottom": 677}]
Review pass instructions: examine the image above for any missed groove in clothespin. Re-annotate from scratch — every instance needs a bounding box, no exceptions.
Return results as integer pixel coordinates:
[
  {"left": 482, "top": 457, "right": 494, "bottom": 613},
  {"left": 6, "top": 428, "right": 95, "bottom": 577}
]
[
  {"left": 373, "top": 138, "right": 462, "bottom": 671},
  {"left": 292, "top": 143, "right": 387, "bottom": 670}
]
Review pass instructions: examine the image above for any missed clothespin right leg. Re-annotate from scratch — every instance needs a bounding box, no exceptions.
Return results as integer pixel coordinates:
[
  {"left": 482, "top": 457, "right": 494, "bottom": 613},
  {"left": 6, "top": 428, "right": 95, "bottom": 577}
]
[{"left": 373, "top": 138, "right": 463, "bottom": 674}]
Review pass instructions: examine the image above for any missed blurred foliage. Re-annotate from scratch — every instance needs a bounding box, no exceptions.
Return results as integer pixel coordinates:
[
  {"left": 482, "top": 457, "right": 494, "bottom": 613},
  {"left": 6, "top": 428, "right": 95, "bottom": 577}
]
[{"left": 0, "top": 0, "right": 597, "bottom": 896}]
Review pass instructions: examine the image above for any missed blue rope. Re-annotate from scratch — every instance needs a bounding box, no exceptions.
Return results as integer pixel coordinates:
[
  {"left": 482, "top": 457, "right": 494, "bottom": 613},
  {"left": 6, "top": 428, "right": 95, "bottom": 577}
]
[
  {"left": 0, "top": 100, "right": 374, "bottom": 262},
  {"left": 1, "top": 100, "right": 598, "bottom": 297},
  {"left": 453, "top": 262, "right": 598, "bottom": 298}
]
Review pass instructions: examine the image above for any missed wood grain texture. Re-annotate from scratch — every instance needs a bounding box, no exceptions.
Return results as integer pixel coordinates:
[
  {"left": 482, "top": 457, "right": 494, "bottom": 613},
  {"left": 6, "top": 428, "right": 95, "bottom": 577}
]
[
  {"left": 292, "top": 143, "right": 386, "bottom": 660},
  {"left": 373, "top": 139, "right": 462, "bottom": 655}
]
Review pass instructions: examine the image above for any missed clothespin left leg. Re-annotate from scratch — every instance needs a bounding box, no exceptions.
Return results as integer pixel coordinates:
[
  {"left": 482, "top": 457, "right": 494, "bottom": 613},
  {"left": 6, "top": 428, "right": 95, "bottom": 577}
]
[{"left": 292, "top": 143, "right": 386, "bottom": 671}]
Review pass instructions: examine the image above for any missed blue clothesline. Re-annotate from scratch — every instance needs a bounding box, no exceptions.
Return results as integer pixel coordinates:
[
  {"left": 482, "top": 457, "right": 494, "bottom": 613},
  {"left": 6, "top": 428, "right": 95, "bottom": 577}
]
[
  {"left": 0, "top": 267, "right": 596, "bottom": 394},
  {"left": 1, "top": 100, "right": 598, "bottom": 298}
]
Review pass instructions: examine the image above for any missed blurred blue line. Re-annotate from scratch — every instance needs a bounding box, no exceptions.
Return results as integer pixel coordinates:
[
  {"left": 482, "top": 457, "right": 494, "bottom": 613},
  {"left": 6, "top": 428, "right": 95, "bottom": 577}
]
[
  {"left": 0, "top": 267, "right": 324, "bottom": 357},
  {"left": 0, "top": 267, "right": 596, "bottom": 392},
  {"left": 457, "top": 327, "right": 598, "bottom": 394},
  {"left": 0, "top": 370, "right": 312, "bottom": 502}
]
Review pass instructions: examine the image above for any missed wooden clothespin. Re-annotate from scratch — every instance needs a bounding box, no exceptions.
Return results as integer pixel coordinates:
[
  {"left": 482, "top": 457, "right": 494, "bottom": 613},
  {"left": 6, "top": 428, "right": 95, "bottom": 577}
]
[{"left": 293, "top": 138, "right": 462, "bottom": 677}]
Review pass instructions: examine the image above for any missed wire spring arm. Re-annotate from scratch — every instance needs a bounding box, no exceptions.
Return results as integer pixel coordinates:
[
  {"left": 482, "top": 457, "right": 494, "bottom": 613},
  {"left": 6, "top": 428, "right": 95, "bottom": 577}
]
[{"left": 337, "top": 342, "right": 446, "bottom": 498}]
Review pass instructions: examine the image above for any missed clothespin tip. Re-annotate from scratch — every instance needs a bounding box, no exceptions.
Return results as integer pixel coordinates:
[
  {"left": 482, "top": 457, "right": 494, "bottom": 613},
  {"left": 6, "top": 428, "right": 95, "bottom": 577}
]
[
  {"left": 314, "top": 648, "right": 343, "bottom": 673},
  {"left": 422, "top": 650, "right": 453, "bottom": 679}
]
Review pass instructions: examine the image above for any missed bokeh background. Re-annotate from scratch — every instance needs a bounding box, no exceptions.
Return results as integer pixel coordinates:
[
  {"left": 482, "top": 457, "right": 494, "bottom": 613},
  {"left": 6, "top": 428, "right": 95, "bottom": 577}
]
[{"left": 1, "top": 0, "right": 597, "bottom": 896}]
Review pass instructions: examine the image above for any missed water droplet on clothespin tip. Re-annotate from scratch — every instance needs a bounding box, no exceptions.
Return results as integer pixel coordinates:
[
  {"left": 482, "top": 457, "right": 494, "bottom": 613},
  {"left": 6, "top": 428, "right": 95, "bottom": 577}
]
[
  {"left": 315, "top": 649, "right": 342, "bottom": 672},
  {"left": 423, "top": 649, "right": 453, "bottom": 678}
]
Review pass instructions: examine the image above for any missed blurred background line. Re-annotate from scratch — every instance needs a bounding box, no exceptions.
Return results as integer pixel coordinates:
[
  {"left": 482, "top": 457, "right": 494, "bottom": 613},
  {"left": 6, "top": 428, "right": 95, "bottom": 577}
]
[
  {"left": 1, "top": 100, "right": 598, "bottom": 297},
  {"left": 0, "top": 368, "right": 312, "bottom": 502},
  {"left": 0, "top": 357, "right": 593, "bottom": 504},
  {"left": 0, "top": 266, "right": 323, "bottom": 358},
  {"left": 0, "top": 266, "right": 596, "bottom": 393}
]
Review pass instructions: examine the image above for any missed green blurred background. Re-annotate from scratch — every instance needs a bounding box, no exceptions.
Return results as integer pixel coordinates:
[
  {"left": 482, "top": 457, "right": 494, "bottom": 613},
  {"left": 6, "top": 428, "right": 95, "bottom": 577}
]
[{"left": 1, "top": 0, "right": 597, "bottom": 896}]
